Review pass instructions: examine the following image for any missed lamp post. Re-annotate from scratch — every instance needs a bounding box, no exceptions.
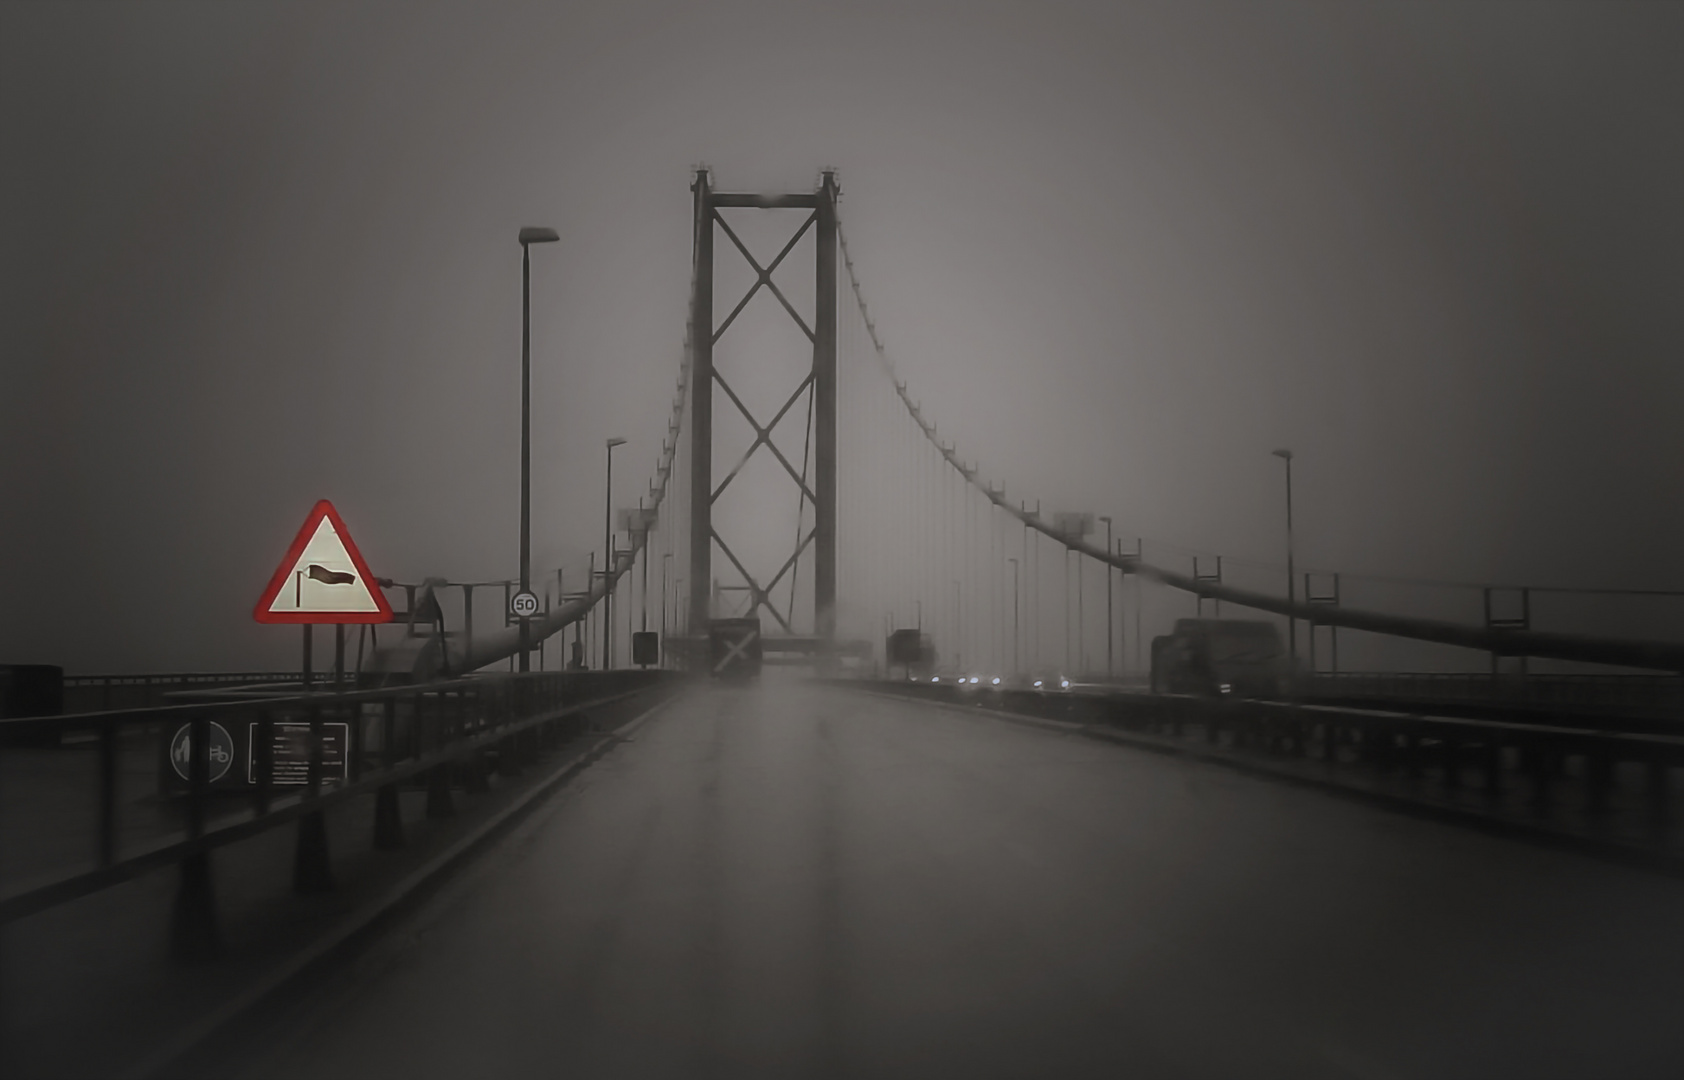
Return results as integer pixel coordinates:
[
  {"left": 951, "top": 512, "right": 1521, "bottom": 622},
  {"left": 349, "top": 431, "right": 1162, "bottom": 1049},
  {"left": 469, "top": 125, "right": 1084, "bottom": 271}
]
[
  {"left": 1099, "top": 515, "right": 1113, "bottom": 680},
  {"left": 661, "top": 552, "right": 672, "bottom": 664},
  {"left": 1077, "top": 543, "right": 1085, "bottom": 676},
  {"left": 1116, "top": 537, "right": 1127, "bottom": 677},
  {"left": 516, "top": 226, "right": 559, "bottom": 673},
  {"left": 1063, "top": 547, "right": 1071, "bottom": 675},
  {"left": 1273, "top": 448, "right": 1297, "bottom": 692},
  {"left": 952, "top": 579, "right": 962, "bottom": 671},
  {"left": 1008, "top": 557, "right": 1019, "bottom": 676},
  {"left": 639, "top": 498, "right": 650, "bottom": 634},
  {"left": 604, "top": 436, "right": 626, "bottom": 669},
  {"left": 1021, "top": 502, "right": 1031, "bottom": 671}
]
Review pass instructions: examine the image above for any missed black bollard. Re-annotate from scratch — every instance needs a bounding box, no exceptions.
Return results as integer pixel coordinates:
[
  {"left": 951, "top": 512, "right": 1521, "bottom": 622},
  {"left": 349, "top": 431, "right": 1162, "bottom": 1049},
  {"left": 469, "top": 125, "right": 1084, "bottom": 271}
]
[
  {"left": 1586, "top": 752, "right": 1614, "bottom": 816},
  {"left": 426, "top": 763, "right": 456, "bottom": 818},
  {"left": 374, "top": 782, "right": 405, "bottom": 850},
  {"left": 464, "top": 749, "right": 492, "bottom": 794},
  {"left": 170, "top": 851, "right": 221, "bottom": 962},
  {"left": 293, "top": 810, "right": 334, "bottom": 893},
  {"left": 1647, "top": 760, "right": 1671, "bottom": 829},
  {"left": 1482, "top": 742, "right": 1503, "bottom": 800}
]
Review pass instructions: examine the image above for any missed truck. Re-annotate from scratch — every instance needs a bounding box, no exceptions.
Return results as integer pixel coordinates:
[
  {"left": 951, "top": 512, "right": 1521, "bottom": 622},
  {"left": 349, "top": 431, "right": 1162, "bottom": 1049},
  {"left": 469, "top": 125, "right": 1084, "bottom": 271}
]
[
  {"left": 885, "top": 628, "right": 936, "bottom": 680},
  {"left": 707, "top": 617, "right": 763, "bottom": 679},
  {"left": 1150, "top": 618, "right": 1288, "bottom": 699}
]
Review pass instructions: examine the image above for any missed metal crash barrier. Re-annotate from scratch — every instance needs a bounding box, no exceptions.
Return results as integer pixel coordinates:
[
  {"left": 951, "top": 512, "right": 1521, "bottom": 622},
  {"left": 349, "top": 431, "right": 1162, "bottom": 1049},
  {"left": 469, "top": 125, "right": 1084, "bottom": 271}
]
[{"left": 859, "top": 679, "right": 1684, "bottom": 856}]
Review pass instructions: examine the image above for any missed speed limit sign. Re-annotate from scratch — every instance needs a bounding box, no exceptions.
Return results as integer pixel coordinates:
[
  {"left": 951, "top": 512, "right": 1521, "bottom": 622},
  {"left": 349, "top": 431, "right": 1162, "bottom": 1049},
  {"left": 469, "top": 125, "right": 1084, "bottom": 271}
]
[{"left": 510, "top": 591, "right": 540, "bottom": 618}]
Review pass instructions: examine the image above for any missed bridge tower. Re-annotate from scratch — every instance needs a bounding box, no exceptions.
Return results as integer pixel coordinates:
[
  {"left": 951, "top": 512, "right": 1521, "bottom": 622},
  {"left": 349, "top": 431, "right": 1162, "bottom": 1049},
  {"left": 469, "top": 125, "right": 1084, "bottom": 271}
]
[{"left": 687, "top": 170, "right": 838, "bottom": 646}]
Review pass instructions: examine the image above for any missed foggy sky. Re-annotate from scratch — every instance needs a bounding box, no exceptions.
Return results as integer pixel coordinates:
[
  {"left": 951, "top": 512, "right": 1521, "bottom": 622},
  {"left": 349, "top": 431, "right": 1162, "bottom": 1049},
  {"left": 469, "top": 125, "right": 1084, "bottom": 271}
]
[{"left": 2, "top": 0, "right": 1680, "bottom": 672}]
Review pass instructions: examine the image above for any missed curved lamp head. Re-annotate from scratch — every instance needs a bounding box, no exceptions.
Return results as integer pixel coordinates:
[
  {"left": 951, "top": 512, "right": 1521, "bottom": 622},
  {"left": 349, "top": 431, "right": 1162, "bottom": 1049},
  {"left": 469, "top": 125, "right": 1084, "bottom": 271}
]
[
  {"left": 1272, "top": 448, "right": 1294, "bottom": 461},
  {"left": 519, "top": 227, "right": 560, "bottom": 246},
  {"left": 606, "top": 436, "right": 627, "bottom": 449}
]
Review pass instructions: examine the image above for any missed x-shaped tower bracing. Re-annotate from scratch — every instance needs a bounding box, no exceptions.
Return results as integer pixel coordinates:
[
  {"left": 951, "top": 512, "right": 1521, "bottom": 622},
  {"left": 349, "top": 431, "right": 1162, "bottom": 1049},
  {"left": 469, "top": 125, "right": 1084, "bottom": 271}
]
[{"left": 688, "top": 170, "right": 839, "bottom": 642}]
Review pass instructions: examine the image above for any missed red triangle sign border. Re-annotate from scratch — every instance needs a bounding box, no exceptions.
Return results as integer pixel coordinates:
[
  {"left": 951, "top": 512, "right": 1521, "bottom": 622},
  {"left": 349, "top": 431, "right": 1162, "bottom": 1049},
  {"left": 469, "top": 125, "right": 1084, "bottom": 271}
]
[{"left": 253, "top": 499, "right": 395, "bottom": 624}]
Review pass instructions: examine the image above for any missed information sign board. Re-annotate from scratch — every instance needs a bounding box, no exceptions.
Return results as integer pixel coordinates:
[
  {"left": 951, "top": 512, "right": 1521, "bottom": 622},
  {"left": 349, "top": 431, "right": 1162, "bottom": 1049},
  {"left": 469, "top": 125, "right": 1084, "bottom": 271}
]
[{"left": 246, "top": 721, "right": 350, "bottom": 785}]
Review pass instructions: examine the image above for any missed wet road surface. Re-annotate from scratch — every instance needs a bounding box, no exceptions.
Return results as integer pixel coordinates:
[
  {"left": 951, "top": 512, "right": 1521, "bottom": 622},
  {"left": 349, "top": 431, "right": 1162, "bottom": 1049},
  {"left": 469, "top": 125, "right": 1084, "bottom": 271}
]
[{"left": 234, "top": 680, "right": 1684, "bottom": 1079}]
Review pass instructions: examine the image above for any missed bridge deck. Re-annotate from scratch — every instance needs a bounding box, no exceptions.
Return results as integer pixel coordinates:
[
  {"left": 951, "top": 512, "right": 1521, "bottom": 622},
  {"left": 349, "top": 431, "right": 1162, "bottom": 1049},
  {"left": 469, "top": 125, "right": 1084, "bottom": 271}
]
[{"left": 224, "top": 679, "right": 1684, "bottom": 1079}]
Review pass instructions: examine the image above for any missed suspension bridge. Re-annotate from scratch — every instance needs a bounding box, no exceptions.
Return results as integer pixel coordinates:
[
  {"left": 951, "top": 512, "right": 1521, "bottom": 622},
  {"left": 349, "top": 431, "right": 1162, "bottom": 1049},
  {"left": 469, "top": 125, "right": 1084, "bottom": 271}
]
[{"left": 3, "top": 171, "right": 1682, "bottom": 1079}]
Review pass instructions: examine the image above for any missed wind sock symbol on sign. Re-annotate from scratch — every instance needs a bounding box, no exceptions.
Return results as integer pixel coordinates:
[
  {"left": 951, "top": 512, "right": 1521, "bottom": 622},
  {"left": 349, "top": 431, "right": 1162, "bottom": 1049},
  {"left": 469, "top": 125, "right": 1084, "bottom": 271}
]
[{"left": 307, "top": 564, "right": 357, "bottom": 586}]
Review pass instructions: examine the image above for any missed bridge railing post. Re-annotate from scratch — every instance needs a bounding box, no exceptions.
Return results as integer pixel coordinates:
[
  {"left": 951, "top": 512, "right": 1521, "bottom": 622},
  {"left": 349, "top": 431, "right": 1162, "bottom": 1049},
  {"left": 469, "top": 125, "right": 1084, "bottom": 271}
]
[
  {"left": 373, "top": 694, "right": 405, "bottom": 850},
  {"left": 253, "top": 709, "right": 274, "bottom": 817},
  {"left": 170, "top": 714, "right": 220, "bottom": 961},
  {"left": 96, "top": 716, "right": 117, "bottom": 869},
  {"left": 425, "top": 686, "right": 455, "bottom": 819},
  {"left": 293, "top": 700, "right": 334, "bottom": 894}
]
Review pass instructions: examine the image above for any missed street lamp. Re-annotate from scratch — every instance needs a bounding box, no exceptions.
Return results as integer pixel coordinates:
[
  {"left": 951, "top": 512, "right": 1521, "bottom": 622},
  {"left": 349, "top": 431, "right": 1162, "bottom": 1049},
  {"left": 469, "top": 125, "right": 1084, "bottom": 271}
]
[
  {"left": 1273, "top": 448, "right": 1297, "bottom": 692},
  {"left": 661, "top": 552, "right": 672, "bottom": 664},
  {"left": 952, "top": 579, "right": 962, "bottom": 671},
  {"left": 1008, "top": 557, "right": 1019, "bottom": 677},
  {"left": 1063, "top": 546, "right": 1071, "bottom": 675},
  {"left": 1116, "top": 537, "right": 1129, "bottom": 677},
  {"left": 1077, "top": 541, "right": 1085, "bottom": 676},
  {"left": 638, "top": 497, "right": 650, "bottom": 636},
  {"left": 517, "top": 226, "right": 559, "bottom": 674},
  {"left": 604, "top": 436, "right": 627, "bottom": 669},
  {"left": 1099, "top": 515, "right": 1113, "bottom": 680}
]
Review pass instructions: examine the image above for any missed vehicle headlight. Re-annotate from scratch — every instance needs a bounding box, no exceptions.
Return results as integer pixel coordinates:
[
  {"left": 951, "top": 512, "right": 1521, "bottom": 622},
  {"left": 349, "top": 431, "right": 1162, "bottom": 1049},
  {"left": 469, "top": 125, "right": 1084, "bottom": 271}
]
[
  {"left": 1060, "top": 679, "right": 1070, "bottom": 689},
  {"left": 991, "top": 677, "right": 1000, "bottom": 686},
  {"left": 931, "top": 676, "right": 940, "bottom": 683},
  {"left": 1033, "top": 680, "right": 1043, "bottom": 688}
]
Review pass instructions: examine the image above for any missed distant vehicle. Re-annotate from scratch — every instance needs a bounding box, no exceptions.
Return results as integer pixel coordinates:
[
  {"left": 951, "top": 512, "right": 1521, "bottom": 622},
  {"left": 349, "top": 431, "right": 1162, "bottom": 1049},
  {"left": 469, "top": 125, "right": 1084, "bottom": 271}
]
[
  {"left": 1014, "top": 668, "right": 1071, "bottom": 692},
  {"left": 1150, "top": 619, "right": 1287, "bottom": 698},
  {"left": 886, "top": 629, "right": 937, "bottom": 680},
  {"left": 707, "top": 617, "right": 762, "bottom": 679}
]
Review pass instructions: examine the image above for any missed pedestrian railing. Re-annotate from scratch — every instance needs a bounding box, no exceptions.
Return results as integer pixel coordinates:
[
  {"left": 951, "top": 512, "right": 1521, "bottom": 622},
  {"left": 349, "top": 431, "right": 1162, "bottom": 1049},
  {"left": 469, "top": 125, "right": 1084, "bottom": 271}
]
[
  {"left": 59, "top": 672, "right": 369, "bottom": 714},
  {"left": 0, "top": 669, "right": 672, "bottom": 958}
]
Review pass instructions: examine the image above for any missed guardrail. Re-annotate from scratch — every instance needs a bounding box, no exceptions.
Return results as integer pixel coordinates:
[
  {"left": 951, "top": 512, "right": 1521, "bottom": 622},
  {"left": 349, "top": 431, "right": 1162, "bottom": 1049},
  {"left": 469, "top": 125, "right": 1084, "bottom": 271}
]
[
  {"left": 0, "top": 669, "right": 674, "bottom": 958},
  {"left": 1305, "top": 672, "right": 1684, "bottom": 716},
  {"left": 864, "top": 680, "right": 1684, "bottom": 863},
  {"left": 59, "top": 672, "right": 313, "bottom": 714}
]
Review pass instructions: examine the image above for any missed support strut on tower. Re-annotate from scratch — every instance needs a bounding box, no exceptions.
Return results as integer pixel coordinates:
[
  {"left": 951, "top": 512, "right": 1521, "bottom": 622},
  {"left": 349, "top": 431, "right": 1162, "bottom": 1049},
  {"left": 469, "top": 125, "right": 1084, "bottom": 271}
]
[{"left": 685, "top": 168, "right": 839, "bottom": 654}]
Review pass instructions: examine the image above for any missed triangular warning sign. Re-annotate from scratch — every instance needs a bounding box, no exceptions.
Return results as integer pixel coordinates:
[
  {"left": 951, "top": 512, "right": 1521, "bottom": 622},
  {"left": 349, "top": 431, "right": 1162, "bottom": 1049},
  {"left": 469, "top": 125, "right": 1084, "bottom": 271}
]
[{"left": 253, "top": 500, "right": 394, "bottom": 624}]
